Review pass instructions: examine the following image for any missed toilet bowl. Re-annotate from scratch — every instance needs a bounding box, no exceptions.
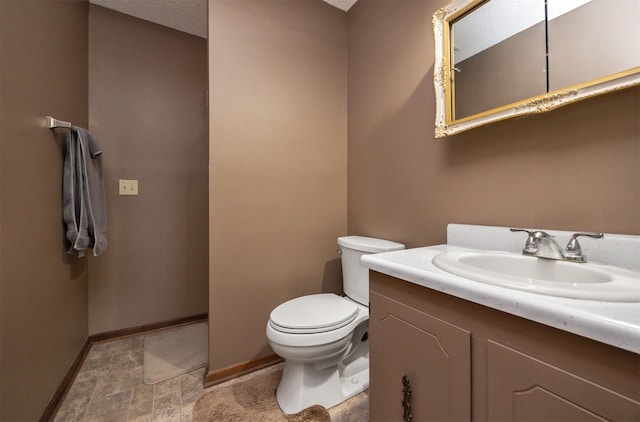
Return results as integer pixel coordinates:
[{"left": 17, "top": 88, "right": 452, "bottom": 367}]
[{"left": 266, "top": 236, "right": 405, "bottom": 414}]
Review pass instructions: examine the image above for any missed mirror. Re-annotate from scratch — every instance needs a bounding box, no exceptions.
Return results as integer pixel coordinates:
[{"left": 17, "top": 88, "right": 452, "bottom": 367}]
[
  {"left": 433, "top": 0, "right": 640, "bottom": 138},
  {"left": 451, "top": 0, "right": 547, "bottom": 120}
]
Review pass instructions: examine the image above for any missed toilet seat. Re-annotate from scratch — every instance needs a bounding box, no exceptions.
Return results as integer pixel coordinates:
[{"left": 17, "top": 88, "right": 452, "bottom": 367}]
[{"left": 269, "top": 293, "right": 359, "bottom": 334}]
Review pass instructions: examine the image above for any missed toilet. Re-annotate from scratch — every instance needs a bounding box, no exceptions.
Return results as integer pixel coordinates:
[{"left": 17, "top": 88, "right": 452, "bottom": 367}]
[{"left": 266, "top": 236, "right": 405, "bottom": 414}]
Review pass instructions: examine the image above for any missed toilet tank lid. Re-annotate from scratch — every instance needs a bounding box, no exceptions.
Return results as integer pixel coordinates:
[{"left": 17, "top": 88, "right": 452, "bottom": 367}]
[{"left": 338, "top": 236, "right": 405, "bottom": 253}]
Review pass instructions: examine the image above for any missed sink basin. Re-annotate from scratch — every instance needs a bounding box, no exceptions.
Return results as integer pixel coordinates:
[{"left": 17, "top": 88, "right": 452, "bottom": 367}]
[{"left": 432, "top": 250, "right": 640, "bottom": 302}]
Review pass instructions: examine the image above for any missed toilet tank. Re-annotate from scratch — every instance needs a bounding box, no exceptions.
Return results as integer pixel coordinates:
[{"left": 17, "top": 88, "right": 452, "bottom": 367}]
[{"left": 338, "top": 236, "right": 405, "bottom": 305}]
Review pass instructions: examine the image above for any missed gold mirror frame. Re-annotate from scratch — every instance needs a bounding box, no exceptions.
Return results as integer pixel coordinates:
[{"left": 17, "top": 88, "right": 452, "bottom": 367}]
[{"left": 433, "top": 0, "right": 640, "bottom": 138}]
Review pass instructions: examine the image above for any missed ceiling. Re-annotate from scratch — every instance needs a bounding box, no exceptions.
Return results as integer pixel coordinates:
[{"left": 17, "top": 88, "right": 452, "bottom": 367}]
[
  {"left": 88, "top": 0, "right": 358, "bottom": 39},
  {"left": 323, "top": 0, "right": 358, "bottom": 11}
]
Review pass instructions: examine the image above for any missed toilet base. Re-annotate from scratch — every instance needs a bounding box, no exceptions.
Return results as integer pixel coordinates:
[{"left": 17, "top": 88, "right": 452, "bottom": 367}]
[{"left": 276, "top": 355, "right": 369, "bottom": 414}]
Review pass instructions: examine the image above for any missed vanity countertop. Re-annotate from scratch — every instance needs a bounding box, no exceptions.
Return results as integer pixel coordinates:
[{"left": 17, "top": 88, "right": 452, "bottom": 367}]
[{"left": 362, "top": 244, "right": 640, "bottom": 354}]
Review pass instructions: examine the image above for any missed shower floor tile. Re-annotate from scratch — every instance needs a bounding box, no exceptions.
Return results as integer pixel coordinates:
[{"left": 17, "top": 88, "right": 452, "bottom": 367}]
[{"left": 53, "top": 333, "right": 204, "bottom": 422}]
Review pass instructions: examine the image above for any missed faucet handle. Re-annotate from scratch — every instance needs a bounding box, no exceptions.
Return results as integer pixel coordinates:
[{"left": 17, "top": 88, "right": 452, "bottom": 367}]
[
  {"left": 511, "top": 228, "right": 552, "bottom": 237},
  {"left": 510, "top": 228, "right": 539, "bottom": 254},
  {"left": 531, "top": 230, "right": 552, "bottom": 239},
  {"left": 564, "top": 232, "right": 604, "bottom": 262},
  {"left": 510, "top": 228, "right": 533, "bottom": 235}
]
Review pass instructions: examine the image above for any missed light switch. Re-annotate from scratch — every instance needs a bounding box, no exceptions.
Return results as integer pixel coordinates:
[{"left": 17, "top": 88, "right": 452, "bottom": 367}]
[{"left": 119, "top": 179, "right": 138, "bottom": 195}]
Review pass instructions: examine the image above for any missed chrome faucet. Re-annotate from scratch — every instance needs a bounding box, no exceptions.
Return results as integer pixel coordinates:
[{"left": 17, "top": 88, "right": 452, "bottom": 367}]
[{"left": 510, "top": 228, "right": 603, "bottom": 263}]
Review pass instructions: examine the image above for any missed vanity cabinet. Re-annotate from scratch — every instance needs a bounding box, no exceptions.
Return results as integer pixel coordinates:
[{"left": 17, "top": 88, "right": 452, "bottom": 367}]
[
  {"left": 369, "top": 272, "right": 640, "bottom": 422},
  {"left": 369, "top": 288, "right": 471, "bottom": 421}
]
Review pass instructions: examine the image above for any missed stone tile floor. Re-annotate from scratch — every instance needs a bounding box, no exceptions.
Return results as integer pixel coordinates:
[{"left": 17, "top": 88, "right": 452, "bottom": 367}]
[
  {"left": 53, "top": 334, "right": 204, "bottom": 422},
  {"left": 53, "top": 330, "right": 369, "bottom": 421}
]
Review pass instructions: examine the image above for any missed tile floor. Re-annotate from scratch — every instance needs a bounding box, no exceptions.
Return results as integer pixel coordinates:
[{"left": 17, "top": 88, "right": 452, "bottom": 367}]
[
  {"left": 53, "top": 330, "right": 369, "bottom": 421},
  {"left": 53, "top": 334, "right": 204, "bottom": 421}
]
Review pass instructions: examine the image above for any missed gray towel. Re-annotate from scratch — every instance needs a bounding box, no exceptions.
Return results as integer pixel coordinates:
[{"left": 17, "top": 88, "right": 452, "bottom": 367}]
[{"left": 63, "top": 127, "right": 107, "bottom": 256}]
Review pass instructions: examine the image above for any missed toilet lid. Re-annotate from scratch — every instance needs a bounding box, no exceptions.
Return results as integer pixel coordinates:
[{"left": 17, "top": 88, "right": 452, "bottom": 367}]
[{"left": 269, "top": 293, "right": 359, "bottom": 334}]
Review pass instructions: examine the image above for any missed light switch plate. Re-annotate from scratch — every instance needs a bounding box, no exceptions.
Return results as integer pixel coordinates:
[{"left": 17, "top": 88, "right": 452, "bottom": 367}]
[{"left": 119, "top": 179, "right": 138, "bottom": 195}]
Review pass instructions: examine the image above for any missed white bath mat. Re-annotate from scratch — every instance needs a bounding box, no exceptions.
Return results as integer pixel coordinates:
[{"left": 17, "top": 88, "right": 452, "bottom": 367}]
[{"left": 144, "top": 321, "right": 208, "bottom": 385}]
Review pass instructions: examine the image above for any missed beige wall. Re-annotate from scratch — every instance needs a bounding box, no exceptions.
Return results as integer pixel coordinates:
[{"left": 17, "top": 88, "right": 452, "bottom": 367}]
[
  {"left": 208, "top": 0, "right": 348, "bottom": 371},
  {"left": 347, "top": 0, "right": 639, "bottom": 249},
  {"left": 0, "top": 0, "right": 89, "bottom": 420},
  {"left": 87, "top": 6, "right": 209, "bottom": 334}
]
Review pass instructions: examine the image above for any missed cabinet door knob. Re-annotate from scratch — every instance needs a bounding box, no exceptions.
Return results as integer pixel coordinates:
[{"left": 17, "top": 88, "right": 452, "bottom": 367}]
[{"left": 402, "top": 374, "right": 413, "bottom": 422}]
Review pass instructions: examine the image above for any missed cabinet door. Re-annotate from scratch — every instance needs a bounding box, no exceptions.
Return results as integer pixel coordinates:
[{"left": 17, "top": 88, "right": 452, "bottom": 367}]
[
  {"left": 369, "top": 290, "right": 471, "bottom": 421},
  {"left": 488, "top": 340, "right": 640, "bottom": 421}
]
